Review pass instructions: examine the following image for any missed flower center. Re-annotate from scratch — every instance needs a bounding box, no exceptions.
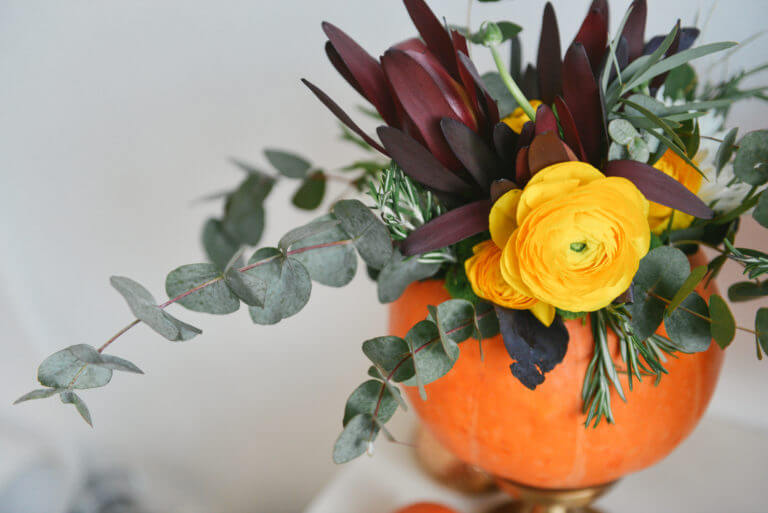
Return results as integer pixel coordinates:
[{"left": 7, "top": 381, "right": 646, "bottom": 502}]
[{"left": 570, "top": 242, "right": 587, "bottom": 252}]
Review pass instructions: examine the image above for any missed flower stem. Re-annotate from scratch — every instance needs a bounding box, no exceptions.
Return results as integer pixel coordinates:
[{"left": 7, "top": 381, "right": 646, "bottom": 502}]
[{"left": 489, "top": 45, "right": 536, "bottom": 121}]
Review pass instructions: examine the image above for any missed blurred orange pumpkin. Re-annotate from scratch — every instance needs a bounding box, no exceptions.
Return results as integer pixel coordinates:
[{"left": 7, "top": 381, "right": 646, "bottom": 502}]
[
  {"left": 392, "top": 502, "right": 460, "bottom": 513},
  {"left": 392, "top": 251, "right": 723, "bottom": 489}
]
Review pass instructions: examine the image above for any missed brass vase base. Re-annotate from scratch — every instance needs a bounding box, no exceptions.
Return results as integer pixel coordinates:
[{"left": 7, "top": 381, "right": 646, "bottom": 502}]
[{"left": 487, "top": 479, "right": 617, "bottom": 513}]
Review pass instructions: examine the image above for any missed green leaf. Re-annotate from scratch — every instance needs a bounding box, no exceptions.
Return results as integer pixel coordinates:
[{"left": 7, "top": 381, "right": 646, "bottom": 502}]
[
  {"left": 753, "top": 190, "right": 768, "bottom": 228},
  {"left": 664, "top": 63, "right": 697, "bottom": 101},
  {"left": 292, "top": 171, "right": 326, "bottom": 210},
  {"left": 402, "top": 321, "right": 454, "bottom": 391},
  {"left": 627, "top": 136, "right": 650, "bottom": 162},
  {"left": 333, "top": 413, "right": 375, "bottom": 464},
  {"left": 497, "top": 21, "right": 522, "bottom": 40},
  {"left": 222, "top": 174, "right": 272, "bottom": 245},
  {"left": 728, "top": 281, "right": 768, "bottom": 302},
  {"left": 665, "top": 265, "right": 708, "bottom": 316},
  {"left": 37, "top": 344, "right": 112, "bottom": 389},
  {"left": 96, "top": 354, "right": 144, "bottom": 374},
  {"left": 245, "top": 249, "right": 312, "bottom": 325},
  {"left": 264, "top": 149, "right": 311, "bottom": 178},
  {"left": 734, "top": 130, "right": 768, "bottom": 185},
  {"left": 60, "top": 391, "right": 92, "bottom": 427},
  {"left": 111, "top": 276, "right": 202, "bottom": 341},
  {"left": 278, "top": 218, "right": 340, "bottom": 252},
  {"left": 608, "top": 119, "right": 639, "bottom": 145},
  {"left": 14, "top": 388, "right": 60, "bottom": 404},
  {"left": 290, "top": 216, "right": 357, "bottom": 287},
  {"left": 715, "top": 127, "right": 738, "bottom": 175},
  {"left": 333, "top": 200, "right": 393, "bottom": 270},
  {"left": 480, "top": 71, "right": 518, "bottom": 116},
  {"left": 709, "top": 294, "right": 736, "bottom": 349},
  {"left": 628, "top": 246, "right": 691, "bottom": 340},
  {"left": 664, "top": 292, "right": 711, "bottom": 353},
  {"left": 165, "top": 263, "right": 240, "bottom": 315},
  {"left": 362, "top": 336, "right": 415, "bottom": 383},
  {"left": 377, "top": 251, "right": 440, "bottom": 303},
  {"left": 473, "top": 301, "right": 499, "bottom": 340},
  {"left": 342, "top": 380, "right": 400, "bottom": 427},
  {"left": 202, "top": 218, "right": 240, "bottom": 271},
  {"left": 429, "top": 299, "right": 475, "bottom": 359},
  {"left": 341, "top": 160, "right": 384, "bottom": 173},
  {"left": 756, "top": 308, "right": 768, "bottom": 355},
  {"left": 366, "top": 366, "right": 408, "bottom": 410}
]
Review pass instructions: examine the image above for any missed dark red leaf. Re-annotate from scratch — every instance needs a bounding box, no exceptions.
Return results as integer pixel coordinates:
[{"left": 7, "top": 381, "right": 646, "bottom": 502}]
[
  {"left": 607, "top": 36, "right": 629, "bottom": 84},
  {"left": 562, "top": 42, "right": 603, "bottom": 165},
  {"left": 650, "top": 21, "right": 681, "bottom": 92},
  {"left": 377, "top": 126, "right": 473, "bottom": 195},
  {"left": 645, "top": 27, "right": 700, "bottom": 54},
  {"left": 401, "top": 200, "right": 492, "bottom": 256},
  {"left": 537, "top": 2, "right": 562, "bottom": 105},
  {"left": 493, "top": 122, "right": 519, "bottom": 170},
  {"left": 456, "top": 51, "right": 500, "bottom": 128},
  {"left": 496, "top": 307, "right": 568, "bottom": 390},
  {"left": 382, "top": 49, "right": 473, "bottom": 170},
  {"left": 322, "top": 22, "right": 398, "bottom": 126},
  {"left": 490, "top": 179, "right": 519, "bottom": 203},
  {"left": 621, "top": 0, "right": 647, "bottom": 62},
  {"left": 534, "top": 104, "right": 558, "bottom": 135},
  {"left": 452, "top": 32, "right": 480, "bottom": 123},
  {"left": 604, "top": 160, "right": 714, "bottom": 219},
  {"left": 515, "top": 146, "right": 531, "bottom": 185},
  {"left": 325, "top": 42, "right": 365, "bottom": 99},
  {"left": 403, "top": 0, "right": 461, "bottom": 80},
  {"left": 516, "top": 121, "right": 536, "bottom": 150},
  {"left": 528, "top": 131, "right": 575, "bottom": 174},
  {"left": 302, "top": 79, "right": 387, "bottom": 155},
  {"left": 440, "top": 118, "right": 503, "bottom": 190},
  {"left": 553, "top": 96, "right": 587, "bottom": 160},
  {"left": 573, "top": 0, "right": 609, "bottom": 73},
  {"left": 521, "top": 64, "right": 539, "bottom": 99}
]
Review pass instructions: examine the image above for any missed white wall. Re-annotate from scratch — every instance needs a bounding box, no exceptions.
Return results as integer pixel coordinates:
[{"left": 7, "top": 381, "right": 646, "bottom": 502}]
[{"left": 0, "top": 1, "right": 766, "bottom": 512}]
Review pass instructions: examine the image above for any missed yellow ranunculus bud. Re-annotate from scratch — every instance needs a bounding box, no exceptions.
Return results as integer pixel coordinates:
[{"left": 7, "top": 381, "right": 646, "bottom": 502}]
[
  {"left": 504, "top": 163, "right": 650, "bottom": 312},
  {"left": 465, "top": 240, "right": 555, "bottom": 326},
  {"left": 648, "top": 149, "right": 703, "bottom": 234},
  {"left": 501, "top": 100, "right": 542, "bottom": 134}
]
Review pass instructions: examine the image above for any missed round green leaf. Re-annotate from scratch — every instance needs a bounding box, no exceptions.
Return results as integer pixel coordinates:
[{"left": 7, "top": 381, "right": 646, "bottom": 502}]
[
  {"left": 292, "top": 171, "right": 326, "bottom": 210},
  {"left": 377, "top": 251, "right": 440, "bottom": 303},
  {"left": 290, "top": 217, "right": 357, "bottom": 287},
  {"left": 333, "top": 413, "right": 376, "bottom": 464},
  {"left": 608, "top": 119, "right": 638, "bottom": 145},
  {"left": 264, "top": 149, "right": 311, "bottom": 178},
  {"left": 753, "top": 190, "right": 768, "bottom": 228},
  {"left": 402, "top": 320, "right": 455, "bottom": 388},
  {"left": 38, "top": 345, "right": 112, "bottom": 390},
  {"left": 246, "top": 250, "right": 312, "bottom": 325},
  {"left": 664, "top": 292, "right": 711, "bottom": 353},
  {"left": 342, "top": 380, "right": 399, "bottom": 427},
  {"left": 166, "top": 263, "right": 240, "bottom": 315},
  {"left": 709, "top": 294, "right": 735, "bottom": 349},
  {"left": 362, "top": 336, "right": 415, "bottom": 383},
  {"left": 333, "top": 199, "right": 393, "bottom": 270},
  {"left": 734, "top": 130, "right": 768, "bottom": 186},
  {"left": 202, "top": 218, "right": 240, "bottom": 271},
  {"left": 756, "top": 308, "right": 768, "bottom": 355},
  {"left": 728, "top": 281, "right": 766, "bottom": 302},
  {"left": 222, "top": 174, "right": 271, "bottom": 245}
]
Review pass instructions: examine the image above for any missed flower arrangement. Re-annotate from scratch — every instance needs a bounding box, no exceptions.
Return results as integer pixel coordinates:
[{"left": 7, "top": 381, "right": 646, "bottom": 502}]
[{"left": 15, "top": 0, "right": 768, "bottom": 469}]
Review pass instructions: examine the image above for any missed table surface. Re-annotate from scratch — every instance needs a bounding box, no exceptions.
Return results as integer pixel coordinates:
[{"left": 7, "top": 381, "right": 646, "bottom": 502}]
[{"left": 304, "top": 417, "right": 768, "bottom": 513}]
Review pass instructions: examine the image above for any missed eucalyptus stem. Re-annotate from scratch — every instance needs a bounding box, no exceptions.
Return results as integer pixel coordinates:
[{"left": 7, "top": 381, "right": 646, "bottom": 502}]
[
  {"left": 489, "top": 44, "right": 536, "bottom": 121},
  {"left": 647, "top": 291, "right": 763, "bottom": 336}
]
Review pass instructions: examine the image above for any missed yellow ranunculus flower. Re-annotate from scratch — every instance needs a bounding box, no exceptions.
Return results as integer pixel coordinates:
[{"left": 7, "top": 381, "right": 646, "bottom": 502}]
[
  {"left": 501, "top": 100, "right": 542, "bottom": 134},
  {"left": 648, "top": 149, "right": 703, "bottom": 234},
  {"left": 465, "top": 240, "right": 555, "bottom": 326},
  {"left": 506, "top": 164, "right": 650, "bottom": 312}
]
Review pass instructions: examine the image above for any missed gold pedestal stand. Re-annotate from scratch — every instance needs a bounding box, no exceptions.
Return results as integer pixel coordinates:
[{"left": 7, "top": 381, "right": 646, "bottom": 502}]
[{"left": 488, "top": 479, "right": 616, "bottom": 513}]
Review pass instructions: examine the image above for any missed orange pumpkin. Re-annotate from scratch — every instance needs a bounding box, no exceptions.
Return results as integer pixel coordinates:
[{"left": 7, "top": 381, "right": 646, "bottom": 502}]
[
  {"left": 392, "top": 252, "right": 723, "bottom": 489},
  {"left": 392, "top": 503, "right": 460, "bottom": 513}
]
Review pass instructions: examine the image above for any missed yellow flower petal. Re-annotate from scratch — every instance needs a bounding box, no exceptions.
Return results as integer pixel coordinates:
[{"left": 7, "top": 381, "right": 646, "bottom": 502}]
[
  {"left": 489, "top": 188, "right": 522, "bottom": 248},
  {"left": 465, "top": 240, "right": 538, "bottom": 310},
  {"left": 501, "top": 100, "right": 542, "bottom": 134},
  {"left": 530, "top": 301, "right": 556, "bottom": 327},
  {"left": 649, "top": 149, "right": 703, "bottom": 234}
]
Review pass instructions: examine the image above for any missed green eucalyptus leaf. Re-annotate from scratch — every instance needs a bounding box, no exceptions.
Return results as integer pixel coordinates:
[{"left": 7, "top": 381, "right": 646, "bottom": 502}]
[
  {"left": 111, "top": 277, "right": 201, "bottom": 342},
  {"left": 628, "top": 136, "right": 650, "bottom": 162},
  {"left": 709, "top": 294, "right": 736, "bottom": 349},
  {"left": 734, "top": 130, "right": 768, "bottom": 186},
  {"left": 38, "top": 345, "right": 111, "bottom": 390},
  {"left": 202, "top": 218, "right": 240, "bottom": 271},
  {"left": 290, "top": 216, "right": 357, "bottom": 287},
  {"left": 628, "top": 246, "right": 691, "bottom": 340},
  {"left": 756, "top": 308, "right": 768, "bottom": 354},
  {"left": 222, "top": 173, "right": 272, "bottom": 245},
  {"left": 608, "top": 119, "right": 638, "bottom": 145},
  {"left": 292, "top": 171, "right": 326, "bottom": 210},
  {"left": 480, "top": 72, "right": 518, "bottom": 116},
  {"left": 665, "top": 265, "right": 708, "bottom": 316},
  {"left": 333, "top": 199, "right": 393, "bottom": 270},
  {"left": 608, "top": 142, "right": 629, "bottom": 161},
  {"left": 165, "top": 263, "right": 240, "bottom": 315},
  {"left": 715, "top": 128, "right": 738, "bottom": 175},
  {"left": 246, "top": 249, "right": 312, "bottom": 325},
  {"left": 753, "top": 190, "right": 768, "bottom": 228},
  {"left": 342, "top": 380, "right": 400, "bottom": 427},
  {"left": 377, "top": 251, "right": 440, "bottom": 303},
  {"left": 362, "top": 336, "right": 415, "bottom": 383},
  {"left": 341, "top": 160, "right": 384, "bottom": 173},
  {"left": 60, "top": 391, "right": 92, "bottom": 427},
  {"left": 333, "top": 413, "right": 376, "bottom": 464},
  {"left": 96, "top": 354, "right": 144, "bottom": 374},
  {"left": 430, "top": 299, "right": 475, "bottom": 358},
  {"left": 278, "top": 218, "right": 340, "bottom": 252},
  {"left": 664, "top": 63, "right": 697, "bottom": 101},
  {"left": 14, "top": 388, "right": 60, "bottom": 404},
  {"left": 264, "top": 149, "right": 311, "bottom": 178},
  {"left": 728, "top": 281, "right": 768, "bottom": 302},
  {"left": 402, "top": 320, "right": 454, "bottom": 391},
  {"left": 664, "top": 292, "right": 711, "bottom": 352},
  {"left": 473, "top": 301, "right": 499, "bottom": 340}
]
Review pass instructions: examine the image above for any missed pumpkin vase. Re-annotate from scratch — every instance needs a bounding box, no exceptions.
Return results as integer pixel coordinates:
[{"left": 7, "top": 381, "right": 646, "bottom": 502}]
[{"left": 391, "top": 252, "right": 724, "bottom": 511}]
